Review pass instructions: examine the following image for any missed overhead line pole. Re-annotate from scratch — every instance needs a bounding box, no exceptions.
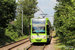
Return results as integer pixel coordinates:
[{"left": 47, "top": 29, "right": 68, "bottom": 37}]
[
  {"left": 21, "top": 4, "right": 24, "bottom": 35},
  {"left": 15, "top": 9, "right": 24, "bottom": 35}
]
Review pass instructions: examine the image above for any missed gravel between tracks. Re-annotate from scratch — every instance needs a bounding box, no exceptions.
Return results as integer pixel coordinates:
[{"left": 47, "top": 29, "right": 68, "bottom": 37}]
[
  {"left": 28, "top": 45, "right": 44, "bottom": 50},
  {"left": 11, "top": 41, "right": 32, "bottom": 50}
]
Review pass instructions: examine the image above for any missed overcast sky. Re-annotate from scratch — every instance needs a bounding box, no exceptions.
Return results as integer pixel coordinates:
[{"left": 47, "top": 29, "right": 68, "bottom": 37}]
[{"left": 16, "top": 0, "right": 57, "bottom": 25}]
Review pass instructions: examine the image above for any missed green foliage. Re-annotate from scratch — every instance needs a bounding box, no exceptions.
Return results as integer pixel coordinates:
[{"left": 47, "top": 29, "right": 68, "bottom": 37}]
[
  {"left": 15, "top": 0, "right": 38, "bottom": 35},
  {"left": 15, "top": 35, "right": 28, "bottom": 41},
  {"left": 0, "top": 0, "right": 16, "bottom": 28},
  {"left": 0, "top": 0, "right": 38, "bottom": 46},
  {"left": 5, "top": 23, "right": 28, "bottom": 41},
  {"left": 0, "top": 26, "right": 15, "bottom": 45},
  {"left": 5, "top": 24, "right": 19, "bottom": 40},
  {"left": 0, "top": 0, "right": 16, "bottom": 44},
  {"left": 51, "top": 25, "right": 54, "bottom": 31},
  {"left": 0, "top": 27, "right": 5, "bottom": 37},
  {"left": 5, "top": 28, "right": 19, "bottom": 39},
  {"left": 14, "top": 15, "right": 31, "bottom": 35},
  {"left": 54, "top": 0, "right": 75, "bottom": 47},
  {"left": 17, "top": 0, "right": 38, "bottom": 16}
]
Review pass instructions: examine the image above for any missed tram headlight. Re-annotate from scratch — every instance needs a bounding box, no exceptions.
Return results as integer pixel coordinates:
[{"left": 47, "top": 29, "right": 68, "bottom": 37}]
[
  {"left": 32, "top": 36, "right": 35, "bottom": 39},
  {"left": 43, "top": 36, "right": 46, "bottom": 39}
]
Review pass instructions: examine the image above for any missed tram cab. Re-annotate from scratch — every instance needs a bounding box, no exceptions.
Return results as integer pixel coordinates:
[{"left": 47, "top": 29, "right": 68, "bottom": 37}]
[{"left": 30, "top": 18, "right": 51, "bottom": 43}]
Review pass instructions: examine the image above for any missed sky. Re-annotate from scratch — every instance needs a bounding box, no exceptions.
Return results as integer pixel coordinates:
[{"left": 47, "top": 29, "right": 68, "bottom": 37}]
[
  {"left": 16, "top": 0, "right": 57, "bottom": 25},
  {"left": 34, "top": 0, "right": 58, "bottom": 25}
]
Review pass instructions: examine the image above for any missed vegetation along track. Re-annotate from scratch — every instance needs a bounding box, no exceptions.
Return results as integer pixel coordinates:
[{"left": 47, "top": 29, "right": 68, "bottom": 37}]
[
  {"left": 0, "top": 37, "right": 30, "bottom": 50},
  {"left": 27, "top": 43, "right": 46, "bottom": 50}
]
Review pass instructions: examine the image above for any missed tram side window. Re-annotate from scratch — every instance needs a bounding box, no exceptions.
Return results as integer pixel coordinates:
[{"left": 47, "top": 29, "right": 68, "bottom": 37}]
[
  {"left": 48, "top": 21, "right": 50, "bottom": 31},
  {"left": 47, "top": 25, "right": 49, "bottom": 35},
  {"left": 29, "top": 25, "right": 30, "bottom": 30}
]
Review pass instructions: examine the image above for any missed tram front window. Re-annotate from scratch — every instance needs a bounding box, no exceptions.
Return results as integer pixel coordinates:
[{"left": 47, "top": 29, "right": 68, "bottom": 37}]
[{"left": 32, "top": 19, "right": 45, "bottom": 33}]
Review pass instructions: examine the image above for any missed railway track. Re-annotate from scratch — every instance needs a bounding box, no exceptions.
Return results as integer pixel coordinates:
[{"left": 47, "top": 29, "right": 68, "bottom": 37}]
[
  {"left": 27, "top": 43, "right": 46, "bottom": 50},
  {"left": 0, "top": 37, "right": 30, "bottom": 50},
  {"left": 0, "top": 37, "right": 51, "bottom": 50}
]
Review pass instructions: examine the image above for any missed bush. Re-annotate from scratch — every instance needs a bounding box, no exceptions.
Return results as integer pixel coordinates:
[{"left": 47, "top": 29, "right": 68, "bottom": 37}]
[
  {"left": 54, "top": 0, "right": 75, "bottom": 47},
  {"left": 14, "top": 15, "right": 30, "bottom": 35},
  {"left": 5, "top": 24, "right": 19, "bottom": 40}
]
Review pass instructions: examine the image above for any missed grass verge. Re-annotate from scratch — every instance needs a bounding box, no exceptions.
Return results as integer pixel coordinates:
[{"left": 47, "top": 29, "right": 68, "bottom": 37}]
[
  {"left": 0, "top": 35, "right": 29, "bottom": 47},
  {"left": 54, "top": 36, "right": 75, "bottom": 50},
  {"left": 14, "top": 35, "right": 28, "bottom": 41}
]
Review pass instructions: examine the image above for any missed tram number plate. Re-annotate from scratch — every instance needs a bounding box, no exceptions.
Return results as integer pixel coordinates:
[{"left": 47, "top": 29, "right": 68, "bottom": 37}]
[{"left": 37, "top": 36, "right": 40, "bottom": 37}]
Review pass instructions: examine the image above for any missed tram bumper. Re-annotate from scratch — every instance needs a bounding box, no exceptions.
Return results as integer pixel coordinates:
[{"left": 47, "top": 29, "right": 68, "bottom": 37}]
[{"left": 31, "top": 38, "right": 47, "bottom": 42}]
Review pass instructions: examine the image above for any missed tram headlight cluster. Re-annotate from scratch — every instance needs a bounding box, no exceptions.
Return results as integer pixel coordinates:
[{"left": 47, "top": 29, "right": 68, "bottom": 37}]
[
  {"left": 42, "top": 36, "right": 46, "bottom": 39},
  {"left": 32, "top": 36, "right": 35, "bottom": 39},
  {"left": 31, "top": 35, "right": 46, "bottom": 39},
  {"left": 31, "top": 36, "right": 36, "bottom": 39}
]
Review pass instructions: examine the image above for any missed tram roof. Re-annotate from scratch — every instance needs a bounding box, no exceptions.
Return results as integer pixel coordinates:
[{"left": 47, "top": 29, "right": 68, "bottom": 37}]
[{"left": 31, "top": 18, "right": 49, "bottom": 20}]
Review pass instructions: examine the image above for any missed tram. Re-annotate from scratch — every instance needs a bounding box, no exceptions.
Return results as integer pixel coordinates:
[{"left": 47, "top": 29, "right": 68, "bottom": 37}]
[{"left": 29, "top": 18, "right": 51, "bottom": 43}]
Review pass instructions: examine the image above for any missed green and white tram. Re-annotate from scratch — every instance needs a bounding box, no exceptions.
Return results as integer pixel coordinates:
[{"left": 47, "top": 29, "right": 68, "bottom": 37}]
[{"left": 30, "top": 18, "right": 51, "bottom": 43}]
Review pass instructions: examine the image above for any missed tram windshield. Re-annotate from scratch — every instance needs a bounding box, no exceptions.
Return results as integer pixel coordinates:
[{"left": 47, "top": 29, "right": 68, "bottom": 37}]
[{"left": 32, "top": 19, "right": 45, "bottom": 33}]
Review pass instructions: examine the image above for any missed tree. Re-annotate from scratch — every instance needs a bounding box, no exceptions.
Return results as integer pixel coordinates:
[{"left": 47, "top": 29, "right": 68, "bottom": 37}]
[
  {"left": 51, "top": 25, "right": 54, "bottom": 31},
  {"left": 17, "top": 0, "right": 38, "bottom": 19},
  {"left": 54, "top": 0, "right": 75, "bottom": 47},
  {"left": 15, "top": 0, "right": 38, "bottom": 35},
  {"left": 0, "top": 0, "right": 16, "bottom": 28},
  {"left": 0, "top": 0, "right": 16, "bottom": 45}
]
